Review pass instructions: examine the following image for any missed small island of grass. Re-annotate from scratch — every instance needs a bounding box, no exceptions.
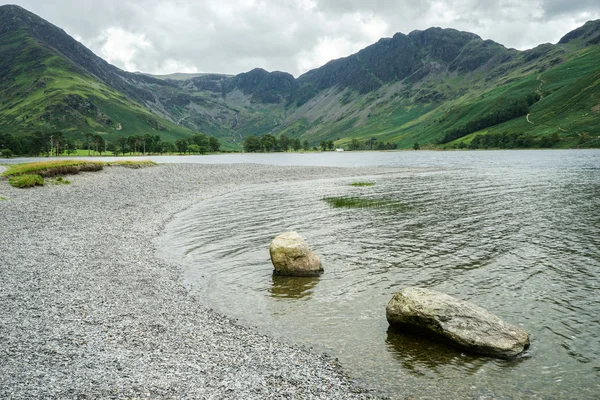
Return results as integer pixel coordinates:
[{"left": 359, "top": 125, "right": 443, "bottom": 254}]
[
  {"left": 323, "top": 196, "right": 408, "bottom": 210},
  {"left": 2, "top": 160, "right": 156, "bottom": 188},
  {"left": 350, "top": 181, "right": 375, "bottom": 187}
]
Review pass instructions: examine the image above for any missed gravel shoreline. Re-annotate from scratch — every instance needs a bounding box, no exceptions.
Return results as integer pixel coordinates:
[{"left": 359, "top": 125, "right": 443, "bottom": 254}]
[{"left": 0, "top": 164, "right": 390, "bottom": 399}]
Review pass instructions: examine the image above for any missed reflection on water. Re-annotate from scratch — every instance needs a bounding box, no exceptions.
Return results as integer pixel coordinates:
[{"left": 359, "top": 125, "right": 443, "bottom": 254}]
[
  {"left": 385, "top": 327, "right": 486, "bottom": 378},
  {"left": 270, "top": 275, "right": 320, "bottom": 300},
  {"left": 161, "top": 150, "right": 600, "bottom": 399}
]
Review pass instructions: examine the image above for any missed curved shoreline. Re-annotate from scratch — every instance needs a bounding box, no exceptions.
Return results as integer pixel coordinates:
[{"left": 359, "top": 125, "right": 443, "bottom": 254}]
[{"left": 0, "top": 164, "right": 390, "bottom": 399}]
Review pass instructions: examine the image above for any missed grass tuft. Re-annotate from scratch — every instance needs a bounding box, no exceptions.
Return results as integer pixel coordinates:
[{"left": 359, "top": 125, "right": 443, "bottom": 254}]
[
  {"left": 51, "top": 176, "right": 71, "bottom": 185},
  {"left": 106, "top": 160, "right": 157, "bottom": 168},
  {"left": 350, "top": 181, "right": 375, "bottom": 187},
  {"left": 323, "top": 196, "right": 408, "bottom": 210},
  {"left": 9, "top": 174, "right": 44, "bottom": 188},
  {"left": 0, "top": 196, "right": 7, "bottom": 200}
]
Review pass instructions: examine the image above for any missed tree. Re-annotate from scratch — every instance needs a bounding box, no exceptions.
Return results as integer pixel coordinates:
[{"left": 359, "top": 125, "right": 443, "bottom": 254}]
[
  {"left": 292, "top": 138, "right": 302, "bottom": 152},
  {"left": 539, "top": 132, "right": 560, "bottom": 148},
  {"left": 64, "top": 139, "right": 77, "bottom": 156},
  {"left": 116, "top": 136, "right": 128, "bottom": 155},
  {"left": 365, "top": 137, "right": 377, "bottom": 150},
  {"left": 261, "top": 135, "right": 276, "bottom": 152},
  {"left": 320, "top": 140, "right": 327, "bottom": 151},
  {"left": 188, "top": 144, "right": 201, "bottom": 154},
  {"left": 29, "top": 131, "right": 49, "bottom": 156},
  {"left": 175, "top": 139, "right": 188, "bottom": 154},
  {"left": 413, "top": 142, "right": 420, "bottom": 150},
  {"left": 128, "top": 135, "right": 140, "bottom": 154},
  {"left": 209, "top": 136, "right": 221, "bottom": 152},
  {"left": 348, "top": 139, "right": 361, "bottom": 151},
  {"left": 326, "top": 140, "right": 334, "bottom": 151},
  {"left": 94, "top": 134, "right": 105, "bottom": 156},
  {"left": 192, "top": 134, "right": 209, "bottom": 154},
  {"left": 107, "top": 142, "right": 120, "bottom": 157},
  {"left": 161, "top": 141, "right": 177, "bottom": 154},
  {"left": 138, "top": 135, "right": 147, "bottom": 155},
  {"left": 50, "top": 131, "right": 63, "bottom": 157},
  {"left": 243, "top": 135, "right": 261, "bottom": 152},
  {"left": 279, "top": 134, "right": 290, "bottom": 151},
  {"left": 302, "top": 140, "right": 309, "bottom": 151},
  {"left": 85, "top": 133, "right": 94, "bottom": 156}
]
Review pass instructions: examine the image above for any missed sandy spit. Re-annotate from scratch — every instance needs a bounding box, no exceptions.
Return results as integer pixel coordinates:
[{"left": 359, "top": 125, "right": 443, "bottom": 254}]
[{"left": 0, "top": 163, "right": 391, "bottom": 400}]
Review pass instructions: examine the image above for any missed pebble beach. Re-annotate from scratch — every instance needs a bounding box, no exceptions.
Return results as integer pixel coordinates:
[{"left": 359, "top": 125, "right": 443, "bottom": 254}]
[{"left": 0, "top": 163, "right": 388, "bottom": 399}]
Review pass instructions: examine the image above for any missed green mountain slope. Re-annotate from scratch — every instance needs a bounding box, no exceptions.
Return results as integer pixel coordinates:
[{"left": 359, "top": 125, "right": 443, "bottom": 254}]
[
  {"left": 274, "top": 24, "right": 600, "bottom": 148},
  {"left": 144, "top": 22, "right": 600, "bottom": 149},
  {"left": 1, "top": 4, "right": 599, "bottom": 149},
  {"left": 0, "top": 5, "right": 199, "bottom": 143}
]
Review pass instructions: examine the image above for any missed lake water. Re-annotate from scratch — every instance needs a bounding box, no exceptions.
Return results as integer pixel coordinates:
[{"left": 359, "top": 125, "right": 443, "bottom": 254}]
[
  {"left": 12, "top": 150, "right": 598, "bottom": 398},
  {"left": 6, "top": 149, "right": 592, "bottom": 168},
  {"left": 159, "top": 150, "right": 600, "bottom": 399}
]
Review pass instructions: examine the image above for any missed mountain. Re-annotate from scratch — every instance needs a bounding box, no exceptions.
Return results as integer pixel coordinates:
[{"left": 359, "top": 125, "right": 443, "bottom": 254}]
[
  {"left": 1, "top": 4, "right": 599, "bottom": 149},
  {"left": 0, "top": 4, "right": 200, "bottom": 142}
]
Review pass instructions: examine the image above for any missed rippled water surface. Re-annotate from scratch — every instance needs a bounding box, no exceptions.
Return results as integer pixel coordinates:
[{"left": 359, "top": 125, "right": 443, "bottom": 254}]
[{"left": 161, "top": 150, "right": 600, "bottom": 399}]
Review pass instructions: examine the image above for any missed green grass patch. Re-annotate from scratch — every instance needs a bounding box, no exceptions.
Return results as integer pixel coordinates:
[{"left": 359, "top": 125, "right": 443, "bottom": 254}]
[
  {"left": 9, "top": 174, "right": 44, "bottom": 188},
  {"left": 0, "top": 196, "right": 8, "bottom": 201},
  {"left": 106, "top": 160, "right": 157, "bottom": 168},
  {"left": 3, "top": 160, "right": 157, "bottom": 178},
  {"left": 50, "top": 176, "right": 71, "bottom": 185},
  {"left": 323, "top": 196, "right": 408, "bottom": 210},
  {"left": 350, "top": 181, "right": 375, "bottom": 187},
  {"left": 2, "top": 160, "right": 105, "bottom": 177}
]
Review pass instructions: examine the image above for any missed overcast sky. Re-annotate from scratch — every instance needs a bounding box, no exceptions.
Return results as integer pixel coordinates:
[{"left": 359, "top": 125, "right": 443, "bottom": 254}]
[{"left": 5, "top": 0, "right": 600, "bottom": 76}]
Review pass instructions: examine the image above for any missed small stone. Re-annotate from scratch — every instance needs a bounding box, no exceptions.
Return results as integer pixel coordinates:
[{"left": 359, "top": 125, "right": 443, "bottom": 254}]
[{"left": 269, "top": 232, "right": 323, "bottom": 277}]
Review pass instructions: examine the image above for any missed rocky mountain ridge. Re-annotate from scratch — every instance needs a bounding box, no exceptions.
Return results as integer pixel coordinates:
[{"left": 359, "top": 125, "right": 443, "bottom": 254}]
[{"left": 1, "top": 4, "right": 599, "bottom": 148}]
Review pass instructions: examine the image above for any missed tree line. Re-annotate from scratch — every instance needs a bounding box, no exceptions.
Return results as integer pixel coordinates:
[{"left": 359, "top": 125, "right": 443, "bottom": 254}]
[
  {"left": 243, "top": 133, "right": 399, "bottom": 152},
  {"left": 347, "top": 137, "right": 398, "bottom": 151},
  {"left": 456, "top": 131, "right": 561, "bottom": 149},
  {"left": 243, "top": 134, "right": 311, "bottom": 152},
  {"left": 0, "top": 131, "right": 221, "bottom": 157}
]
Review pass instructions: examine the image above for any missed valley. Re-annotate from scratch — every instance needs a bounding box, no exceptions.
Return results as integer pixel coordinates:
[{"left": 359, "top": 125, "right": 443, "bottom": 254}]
[{"left": 1, "top": 4, "right": 599, "bottom": 152}]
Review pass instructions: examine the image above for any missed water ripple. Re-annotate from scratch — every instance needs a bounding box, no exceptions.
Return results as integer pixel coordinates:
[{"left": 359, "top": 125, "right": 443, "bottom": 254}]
[{"left": 162, "top": 152, "right": 600, "bottom": 399}]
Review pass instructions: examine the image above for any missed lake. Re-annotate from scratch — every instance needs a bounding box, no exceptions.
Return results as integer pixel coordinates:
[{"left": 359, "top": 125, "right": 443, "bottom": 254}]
[
  {"left": 9, "top": 150, "right": 599, "bottom": 398},
  {"left": 159, "top": 150, "right": 600, "bottom": 399},
  {"left": 6, "top": 148, "right": 595, "bottom": 168}
]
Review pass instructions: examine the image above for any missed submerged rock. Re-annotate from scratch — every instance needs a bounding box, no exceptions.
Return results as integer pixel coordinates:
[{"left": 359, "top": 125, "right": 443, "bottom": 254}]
[
  {"left": 386, "top": 287, "right": 529, "bottom": 358},
  {"left": 269, "top": 232, "right": 323, "bottom": 277}
]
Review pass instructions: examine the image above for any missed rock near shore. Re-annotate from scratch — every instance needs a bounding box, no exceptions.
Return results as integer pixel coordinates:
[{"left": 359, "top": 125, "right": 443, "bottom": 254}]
[
  {"left": 270, "top": 232, "right": 323, "bottom": 276},
  {"left": 386, "top": 287, "right": 530, "bottom": 358}
]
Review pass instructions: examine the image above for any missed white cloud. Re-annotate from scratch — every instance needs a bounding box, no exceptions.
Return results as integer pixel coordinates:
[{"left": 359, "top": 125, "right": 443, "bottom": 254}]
[
  {"left": 95, "top": 27, "right": 152, "bottom": 72},
  {"left": 7, "top": 0, "right": 600, "bottom": 76}
]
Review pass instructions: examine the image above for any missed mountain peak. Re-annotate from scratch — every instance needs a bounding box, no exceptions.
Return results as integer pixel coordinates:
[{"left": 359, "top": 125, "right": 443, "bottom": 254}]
[
  {"left": 558, "top": 19, "right": 600, "bottom": 45},
  {"left": 0, "top": 4, "right": 27, "bottom": 12}
]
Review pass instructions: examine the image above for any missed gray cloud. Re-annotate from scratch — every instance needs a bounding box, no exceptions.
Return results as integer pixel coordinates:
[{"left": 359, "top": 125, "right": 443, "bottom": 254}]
[{"left": 5, "top": 0, "right": 600, "bottom": 76}]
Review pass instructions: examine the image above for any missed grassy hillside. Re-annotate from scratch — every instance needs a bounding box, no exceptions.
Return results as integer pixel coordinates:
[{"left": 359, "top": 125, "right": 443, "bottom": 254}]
[
  {"left": 158, "top": 22, "right": 599, "bottom": 150},
  {"left": 1, "top": 4, "right": 599, "bottom": 150},
  {"left": 0, "top": 28, "right": 199, "bottom": 143},
  {"left": 265, "top": 40, "right": 600, "bottom": 149}
]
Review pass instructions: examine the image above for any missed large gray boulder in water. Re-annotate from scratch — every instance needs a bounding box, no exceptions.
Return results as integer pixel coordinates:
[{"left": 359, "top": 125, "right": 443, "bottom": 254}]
[
  {"left": 269, "top": 232, "right": 323, "bottom": 277},
  {"left": 386, "top": 287, "right": 529, "bottom": 358}
]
